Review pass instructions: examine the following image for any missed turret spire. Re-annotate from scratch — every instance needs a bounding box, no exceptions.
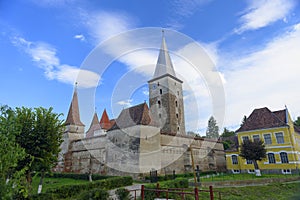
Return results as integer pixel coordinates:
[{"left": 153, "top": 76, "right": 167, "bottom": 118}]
[
  {"left": 65, "top": 85, "right": 84, "bottom": 126},
  {"left": 152, "top": 30, "right": 176, "bottom": 79}
]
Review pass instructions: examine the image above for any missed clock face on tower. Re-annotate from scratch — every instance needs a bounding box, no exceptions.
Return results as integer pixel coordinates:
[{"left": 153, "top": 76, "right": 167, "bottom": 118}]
[{"left": 152, "top": 84, "right": 157, "bottom": 89}]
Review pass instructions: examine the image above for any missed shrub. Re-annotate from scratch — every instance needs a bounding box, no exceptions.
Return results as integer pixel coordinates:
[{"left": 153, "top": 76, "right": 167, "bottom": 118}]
[
  {"left": 30, "top": 193, "right": 58, "bottom": 200},
  {"left": 44, "top": 172, "right": 113, "bottom": 181},
  {"left": 34, "top": 176, "right": 132, "bottom": 199},
  {"left": 78, "top": 188, "right": 109, "bottom": 200},
  {"left": 116, "top": 188, "right": 131, "bottom": 200}
]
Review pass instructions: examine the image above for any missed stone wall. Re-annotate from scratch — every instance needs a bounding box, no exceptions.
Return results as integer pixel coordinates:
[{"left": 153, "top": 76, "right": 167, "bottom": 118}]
[{"left": 60, "top": 125, "right": 226, "bottom": 177}]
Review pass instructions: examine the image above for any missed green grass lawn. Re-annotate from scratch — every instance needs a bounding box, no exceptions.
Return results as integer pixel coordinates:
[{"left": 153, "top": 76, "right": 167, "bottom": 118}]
[
  {"left": 31, "top": 176, "right": 88, "bottom": 194},
  {"left": 199, "top": 173, "right": 300, "bottom": 182},
  {"left": 205, "top": 182, "right": 300, "bottom": 200},
  {"left": 29, "top": 174, "right": 300, "bottom": 199}
]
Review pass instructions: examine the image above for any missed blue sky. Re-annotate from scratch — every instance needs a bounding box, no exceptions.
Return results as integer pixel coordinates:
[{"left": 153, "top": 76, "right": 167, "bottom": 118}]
[{"left": 1, "top": 0, "right": 300, "bottom": 134}]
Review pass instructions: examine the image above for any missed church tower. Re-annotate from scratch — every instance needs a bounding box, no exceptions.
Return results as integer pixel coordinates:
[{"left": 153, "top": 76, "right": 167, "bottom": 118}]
[
  {"left": 64, "top": 86, "right": 85, "bottom": 139},
  {"left": 57, "top": 86, "right": 85, "bottom": 172},
  {"left": 148, "top": 31, "right": 186, "bottom": 135}
]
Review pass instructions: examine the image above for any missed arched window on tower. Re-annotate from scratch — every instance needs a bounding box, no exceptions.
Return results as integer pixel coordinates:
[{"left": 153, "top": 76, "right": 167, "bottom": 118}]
[
  {"left": 158, "top": 100, "right": 161, "bottom": 108},
  {"left": 160, "top": 89, "right": 162, "bottom": 94},
  {"left": 176, "top": 113, "right": 179, "bottom": 119},
  {"left": 158, "top": 82, "right": 160, "bottom": 86},
  {"left": 175, "top": 101, "right": 178, "bottom": 107}
]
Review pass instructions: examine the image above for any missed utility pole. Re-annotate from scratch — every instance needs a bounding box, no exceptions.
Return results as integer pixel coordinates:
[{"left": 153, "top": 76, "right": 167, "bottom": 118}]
[{"left": 189, "top": 146, "right": 198, "bottom": 188}]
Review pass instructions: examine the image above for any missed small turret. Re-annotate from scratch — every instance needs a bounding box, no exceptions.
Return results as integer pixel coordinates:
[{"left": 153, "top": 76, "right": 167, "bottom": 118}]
[{"left": 86, "top": 112, "right": 105, "bottom": 137}]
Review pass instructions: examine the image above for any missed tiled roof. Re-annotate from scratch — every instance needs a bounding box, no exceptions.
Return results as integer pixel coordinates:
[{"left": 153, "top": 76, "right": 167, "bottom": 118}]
[
  {"left": 86, "top": 113, "right": 101, "bottom": 138},
  {"left": 109, "top": 103, "right": 152, "bottom": 130},
  {"left": 236, "top": 107, "right": 287, "bottom": 132},
  {"left": 100, "top": 109, "right": 112, "bottom": 130},
  {"left": 65, "top": 90, "right": 84, "bottom": 126}
]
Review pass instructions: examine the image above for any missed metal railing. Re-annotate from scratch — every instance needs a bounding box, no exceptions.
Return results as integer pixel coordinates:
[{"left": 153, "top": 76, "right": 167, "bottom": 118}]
[{"left": 128, "top": 184, "right": 222, "bottom": 200}]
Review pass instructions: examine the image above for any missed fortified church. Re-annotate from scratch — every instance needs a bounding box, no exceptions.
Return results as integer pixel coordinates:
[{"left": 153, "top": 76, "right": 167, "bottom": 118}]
[{"left": 56, "top": 34, "right": 226, "bottom": 177}]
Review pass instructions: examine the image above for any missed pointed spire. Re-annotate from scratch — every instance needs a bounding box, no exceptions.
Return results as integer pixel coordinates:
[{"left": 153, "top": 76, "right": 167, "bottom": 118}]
[
  {"left": 86, "top": 112, "right": 101, "bottom": 137},
  {"left": 153, "top": 30, "right": 176, "bottom": 79},
  {"left": 100, "top": 109, "right": 111, "bottom": 130},
  {"left": 91, "top": 112, "right": 100, "bottom": 126},
  {"left": 65, "top": 86, "right": 84, "bottom": 126}
]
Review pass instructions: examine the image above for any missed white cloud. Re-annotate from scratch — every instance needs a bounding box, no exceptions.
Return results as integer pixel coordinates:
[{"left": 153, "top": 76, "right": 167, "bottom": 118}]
[
  {"left": 12, "top": 37, "right": 99, "bottom": 88},
  {"left": 117, "top": 99, "right": 133, "bottom": 107},
  {"left": 223, "top": 23, "right": 300, "bottom": 127},
  {"left": 74, "top": 34, "right": 85, "bottom": 41},
  {"left": 236, "top": 0, "right": 296, "bottom": 33},
  {"left": 80, "top": 10, "right": 135, "bottom": 44},
  {"left": 142, "top": 87, "right": 149, "bottom": 96}
]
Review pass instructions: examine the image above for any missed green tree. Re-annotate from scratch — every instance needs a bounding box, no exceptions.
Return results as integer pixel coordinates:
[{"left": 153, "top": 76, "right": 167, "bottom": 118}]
[
  {"left": 15, "top": 107, "right": 64, "bottom": 194},
  {"left": 294, "top": 116, "right": 300, "bottom": 127},
  {"left": 220, "top": 128, "right": 236, "bottom": 150},
  {"left": 0, "top": 106, "right": 26, "bottom": 199},
  {"left": 221, "top": 128, "right": 235, "bottom": 137},
  {"left": 239, "top": 139, "right": 266, "bottom": 176},
  {"left": 206, "top": 116, "right": 219, "bottom": 139}
]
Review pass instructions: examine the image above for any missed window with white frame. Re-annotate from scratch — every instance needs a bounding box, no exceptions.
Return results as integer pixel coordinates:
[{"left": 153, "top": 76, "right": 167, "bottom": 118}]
[
  {"left": 242, "top": 136, "right": 249, "bottom": 143},
  {"left": 232, "top": 169, "right": 240, "bottom": 174},
  {"left": 282, "top": 169, "right": 291, "bottom": 174},
  {"left": 267, "top": 153, "right": 276, "bottom": 163},
  {"left": 232, "top": 155, "right": 238, "bottom": 165},
  {"left": 263, "top": 134, "right": 272, "bottom": 144},
  {"left": 253, "top": 135, "right": 260, "bottom": 142},
  {"left": 246, "top": 159, "right": 253, "bottom": 164},
  {"left": 275, "top": 132, "right": 284, "bottom": 144},
  {"left": 248, "top": 169, "right": 255, "bottom": 174},
  {"left": 280, "top": 152, "right": 289, "bottom": 163}
]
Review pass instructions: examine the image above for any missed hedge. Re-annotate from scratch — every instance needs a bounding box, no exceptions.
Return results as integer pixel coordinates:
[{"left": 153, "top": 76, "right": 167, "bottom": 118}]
[
  {"left": 31, "top": 176, "right": 132, "bottom": 199},
  {"left": 43, "top": 172, "right": 113, "bottom": 181},
  {"left": 77, "top": 188, "right": 109, "bottom": 200},
  {"left": 145, "top": 171, "right": 217, "bottom": 182}
]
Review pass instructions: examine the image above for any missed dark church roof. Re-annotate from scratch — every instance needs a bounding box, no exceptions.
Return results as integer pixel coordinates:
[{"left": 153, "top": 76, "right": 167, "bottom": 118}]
[
  {"left": 236, "top": 107, "right": 287, "bottom": 132},
  {"left": 65, "top": 89, "right": 84, "bottom": 126},
  {"left": 109, "top": 103, "right": 153, "bottom": 130}
]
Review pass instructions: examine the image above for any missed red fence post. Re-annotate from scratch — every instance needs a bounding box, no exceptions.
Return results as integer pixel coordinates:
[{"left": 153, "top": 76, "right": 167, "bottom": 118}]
[
  {"left": 194, "top": 187, "right": 199, "bottom": 200},
  {"left": 209, "top": 185, "right": 214, "bottom": 200},
  {"left": 141, "top": 185, "right": 144, "bottom": 200},
  {"left": 134, "top": 190, "right": 136, "bottom": 200},
  {"left": 156, "top": 182, "right": 160, "bottom": 197}
]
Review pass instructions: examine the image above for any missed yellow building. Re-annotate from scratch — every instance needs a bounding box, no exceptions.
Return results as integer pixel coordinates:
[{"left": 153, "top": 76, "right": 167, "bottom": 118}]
[{"left": 226, "top": 107, "right": 300, "bottom": 174}]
